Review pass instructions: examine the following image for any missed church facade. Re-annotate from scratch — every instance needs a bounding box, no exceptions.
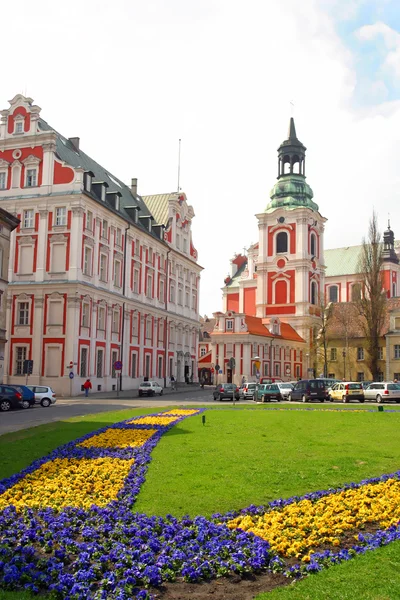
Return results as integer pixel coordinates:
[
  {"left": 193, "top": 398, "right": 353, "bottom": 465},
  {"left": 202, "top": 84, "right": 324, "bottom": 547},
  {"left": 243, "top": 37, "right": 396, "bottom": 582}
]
[{"left": 210, "top": 119, "right": 400, "bottom": 384}]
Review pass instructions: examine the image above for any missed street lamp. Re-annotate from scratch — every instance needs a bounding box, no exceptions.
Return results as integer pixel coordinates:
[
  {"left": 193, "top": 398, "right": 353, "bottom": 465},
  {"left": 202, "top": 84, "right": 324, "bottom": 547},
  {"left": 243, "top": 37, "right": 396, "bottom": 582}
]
[
  {"left": 306, "top": 353, "right": 310, "bottom": 379},
  {"left": 342, "top": 350, "right": 346, "bottom": 380}
]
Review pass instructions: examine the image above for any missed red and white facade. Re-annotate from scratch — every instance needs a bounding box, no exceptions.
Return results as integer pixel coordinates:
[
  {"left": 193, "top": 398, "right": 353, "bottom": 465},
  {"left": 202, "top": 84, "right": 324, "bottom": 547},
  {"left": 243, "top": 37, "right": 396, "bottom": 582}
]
[{"left": 0, "top": 94, "right": 201, "bottom": 394}]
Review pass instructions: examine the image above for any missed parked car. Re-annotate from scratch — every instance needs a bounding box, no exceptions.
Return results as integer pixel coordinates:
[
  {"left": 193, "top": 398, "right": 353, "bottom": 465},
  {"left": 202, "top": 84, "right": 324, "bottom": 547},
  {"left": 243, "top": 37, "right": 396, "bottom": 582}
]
[
  {"left": 8, "top": 385, "right": 35, "bottom": 409},
  {"left": 0, "top": 385, "right": 29, "bottom": 411},
  {"left": 276, "top": 382, "right": 294, "bottom": 399},
  {"left": 26, "top": 385, "right": 57, "bottom": 407},
  {"left": 138, "top": 381, "right": 163, "bottom": 397},
  {"left": 239, "top": 382, "right": 258, "bottom": 399},
  {"left": 213, "top": 383, "right": 240, "bottom": 401},
  {"left": 329, "top": 382, "right": 364, "bottom": 403},
  {"left": 255, "top": 383, "right": 282, "bottom": 402},
  {"left": 288, "top": 379, "right": 329, "bottom": 403},
  {"left": 361, "top": 381, "right": 373, "bottom": 390},
  {"left": 259, "top": 377, "right": 284, "bottom": 385},
  {"left": 363, "top": 382, "right": 400, "bottom": 403}
]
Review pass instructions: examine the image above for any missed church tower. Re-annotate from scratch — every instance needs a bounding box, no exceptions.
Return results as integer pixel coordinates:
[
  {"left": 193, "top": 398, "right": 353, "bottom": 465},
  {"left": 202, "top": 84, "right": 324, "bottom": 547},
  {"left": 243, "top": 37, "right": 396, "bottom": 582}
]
[{"left": 256, "top": 118, "right": 327, "bottom": 343}]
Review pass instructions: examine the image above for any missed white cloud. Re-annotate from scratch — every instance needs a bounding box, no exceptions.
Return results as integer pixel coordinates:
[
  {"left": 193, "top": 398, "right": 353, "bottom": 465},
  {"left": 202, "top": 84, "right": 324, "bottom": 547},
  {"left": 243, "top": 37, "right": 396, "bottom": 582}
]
[
  {"left": 2, "top": 0, "right": 400, "bottom": 316},
  {"left": 356, "top": 21, "right": 400, "bottom": 78}
]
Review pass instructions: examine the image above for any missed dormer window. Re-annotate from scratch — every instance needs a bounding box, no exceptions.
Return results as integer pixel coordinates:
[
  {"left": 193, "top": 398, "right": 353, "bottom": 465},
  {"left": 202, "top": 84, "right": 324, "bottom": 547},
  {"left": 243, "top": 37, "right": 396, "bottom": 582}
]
[
  {"left": 15, "top": 122, "right": 23, "bottom": 134},
  {"left": 84, "top": 172, "right": 92, "bottom": 192},
  {"left": 26, "top": 168, "right": 37, "bottom": 187},
  {"left": 226, "top": 319, "right": 233, "bottom": 331}
]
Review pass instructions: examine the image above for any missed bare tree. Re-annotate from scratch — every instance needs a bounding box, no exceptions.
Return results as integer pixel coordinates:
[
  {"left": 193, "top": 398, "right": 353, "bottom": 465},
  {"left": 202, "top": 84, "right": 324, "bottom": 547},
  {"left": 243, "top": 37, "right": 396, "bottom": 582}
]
[
  {"left": 356, "top": 211, "right": 386, "bottom": 380},
  {"left": 315, "top": 296, "right": 333, "bottom": 377}
]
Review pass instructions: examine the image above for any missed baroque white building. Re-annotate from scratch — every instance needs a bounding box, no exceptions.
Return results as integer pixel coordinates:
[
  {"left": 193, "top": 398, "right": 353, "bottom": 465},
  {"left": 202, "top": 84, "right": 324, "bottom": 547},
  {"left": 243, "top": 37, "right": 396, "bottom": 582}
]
[{"left": 0, "top": 94, "right": 201, "bottom": 395}]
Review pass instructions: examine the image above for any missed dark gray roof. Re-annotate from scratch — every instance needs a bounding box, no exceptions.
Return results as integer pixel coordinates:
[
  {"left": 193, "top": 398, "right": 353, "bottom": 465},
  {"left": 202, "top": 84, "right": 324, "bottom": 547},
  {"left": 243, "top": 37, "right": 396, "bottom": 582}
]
[{"left": 38, "top": 119, "right": 164, "bottom": 240}]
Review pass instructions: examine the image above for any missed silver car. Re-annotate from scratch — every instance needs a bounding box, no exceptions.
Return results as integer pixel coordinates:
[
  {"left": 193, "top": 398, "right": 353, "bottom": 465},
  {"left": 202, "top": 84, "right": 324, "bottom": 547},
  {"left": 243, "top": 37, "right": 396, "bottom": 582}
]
[
  {"left": 26, "top": 386, "right": 57, "bottom": 407},
  {"left": 363, "top": 382, "right": 400, "bottom": 403}
]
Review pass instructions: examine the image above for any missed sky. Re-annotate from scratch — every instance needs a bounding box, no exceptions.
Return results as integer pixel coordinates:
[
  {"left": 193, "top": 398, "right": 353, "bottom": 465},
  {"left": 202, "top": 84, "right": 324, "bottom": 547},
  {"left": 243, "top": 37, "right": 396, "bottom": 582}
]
[{"left": 2, "top": 0, "right": 400, "bottom": 316}]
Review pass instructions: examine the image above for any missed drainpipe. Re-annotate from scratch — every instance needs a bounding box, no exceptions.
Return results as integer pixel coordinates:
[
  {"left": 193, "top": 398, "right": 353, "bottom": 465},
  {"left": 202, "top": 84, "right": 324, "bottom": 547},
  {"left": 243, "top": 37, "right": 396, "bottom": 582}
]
[
  {"left": 164, "top": 248, "right": 171, "bottom": 388},
  {"left": 119, "top": 223, "right": 130, "bottom": 391}
]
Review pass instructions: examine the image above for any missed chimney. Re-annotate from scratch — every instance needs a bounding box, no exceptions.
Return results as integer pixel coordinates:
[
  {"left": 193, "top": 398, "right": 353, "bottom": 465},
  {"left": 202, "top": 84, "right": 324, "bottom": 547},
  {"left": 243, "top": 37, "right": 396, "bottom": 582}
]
[
  {"left": 68, "top": 137, "right": 80, "bottom": 151},
  {"left": 131, "top": 178, "right": 138, "bottom": 195}
]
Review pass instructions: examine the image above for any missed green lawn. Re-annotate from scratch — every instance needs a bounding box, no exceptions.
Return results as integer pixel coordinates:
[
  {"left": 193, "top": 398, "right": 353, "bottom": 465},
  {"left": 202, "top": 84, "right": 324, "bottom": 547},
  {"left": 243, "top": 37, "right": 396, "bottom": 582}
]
[{"left": 1, "top": 405, "right": 400, "bottom": 599}]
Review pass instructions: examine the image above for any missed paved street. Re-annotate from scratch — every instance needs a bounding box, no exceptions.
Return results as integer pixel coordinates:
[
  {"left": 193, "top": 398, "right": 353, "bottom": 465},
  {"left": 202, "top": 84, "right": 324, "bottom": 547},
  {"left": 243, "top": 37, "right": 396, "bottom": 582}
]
[{"left": 0, "top": 385, "right": 391, "bottom": 435}]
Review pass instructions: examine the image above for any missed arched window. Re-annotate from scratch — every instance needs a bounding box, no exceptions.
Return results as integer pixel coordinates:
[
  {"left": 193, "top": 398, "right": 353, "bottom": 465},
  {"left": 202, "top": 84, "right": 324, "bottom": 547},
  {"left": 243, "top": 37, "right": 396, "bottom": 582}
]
[
  {"left": 310, "top": 233, "right": 316, "bottom": 257},
  {"left": 276, "top": 231, "right": 288, "bottom": 254},
  {"left": 329, "top": 285, "right": 338, "bottom": 303},
  {"left": 311, "top": 281, "right": 317, "bottom": 305},
  {"left": 351, "top": 283, "right": 361, "bottom": 301}
]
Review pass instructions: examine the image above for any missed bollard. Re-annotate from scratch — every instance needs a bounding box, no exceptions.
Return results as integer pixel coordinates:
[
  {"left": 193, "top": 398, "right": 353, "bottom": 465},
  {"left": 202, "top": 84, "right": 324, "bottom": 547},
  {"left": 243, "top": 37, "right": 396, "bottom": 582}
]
[
  {"left": 202, "top": 414, "right": 206, "bottom": 425},
  {"left": 378, "top": 406, "right": 384, "bottom": 412}
]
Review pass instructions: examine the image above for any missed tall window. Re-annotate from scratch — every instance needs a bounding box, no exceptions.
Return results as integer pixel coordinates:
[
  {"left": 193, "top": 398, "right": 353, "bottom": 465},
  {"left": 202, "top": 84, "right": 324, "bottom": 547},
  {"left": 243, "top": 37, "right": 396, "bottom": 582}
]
[
  {"left": 96, "top": 349, "right": 104, "bottom": 378},
  {"left": 310, "top": 233, "right": 316, "bottom": 257},
  {"left": 86, "top": 210, "right": 93, "bottom": 231},
  {"left": 352, "top": 283, "right": 361, "bottom": 301},
  {"left": 276, "top": 231, "right": 288, "bottom": 254},
  {"left": 394, "top": 345, "right": 400, "bottom": 359},
  {"left": 132, "top": 314, "right": 138, "bottom": 339},
  {"left": 99, "top": 254, "right": 107, "bottom": 282},
  {"left": 310, "top": 281, "right": 317, "bottom": 305},
  {"left": 102, "top": 220, "right": 108, "bottom": 239},
  {"left": 158, "top": 356, "right": 163, "bottom": 379},
  {"left": 18, "top": 302, "right": 29, "bottom": 325},
  {"left": 15, "top": 121, "right": 24, "bottom": 134},
  {"left": 111, "top": 350, "right": 118, "bottom": 378},
  {"left": 82, "top": 303, "right": 90, "bottom": 327},
  {"left": 146, "top": 273, "right": 153, "bottom": 298},
  {"left": 145, "top": 318, "right": 152, "bottom": 341},
  {"left": 0, "top": 172, "right": 6, "bottom": 190},
  {"left": 378, "top": 347, "right": 383, "bottom": 360},
  {"left": 114, "top": 260, "right": 121, "bottom": 287},
  {"left": 15, "top": 346, "right": 27, "bottom": 375},
  {"left": 80, "top": 347, "right": 88, "bottom": 377},
  {"left": 357, "top": 347, "right": 364, "bottom": 361},
  {"left": 145, "top": 354, "right": 151, "bottom": 379},
  {"left": 98, "top": 307, "right": 106, "bottom": 330},
  {"left": 226, "top": 319, "right": 233, "bottom": 331},
  {"left": 115, "top": 228, "right": 122, "bottom": 246},
  {"left": 23, "top": 209, "right": 34, "bottom": 229},
  {"left": 329, "top": 285, "right": 338, "bottom": 303},
  {"left": 55, "top": 207, "right": 67, "bottom": 226},
  {"left": 112, "top": 311, "right": 119, "bottom": 333},
  {"left": 83, "top": 247, "right": 92, "bottom": 276},
  {"left": 26, "top": 169, "right": 37, "bottom": 187},
  {"left": 131, "top": 353, "right": 137, "bottom": 378},
  {"left": 330, "top": 347, "right": 337, "bottom": 361},
  {"left": 159, "top": 279, "right": 165, "bottom": 303},
  {"left": 133, "top": 269, "right": 139, "bottom": 293},
  {"left": 178, "top": 287, "right": 183, "bottom": 305},
  {"left": 170, "top": 284, "right": 175, "bottom": 303}
]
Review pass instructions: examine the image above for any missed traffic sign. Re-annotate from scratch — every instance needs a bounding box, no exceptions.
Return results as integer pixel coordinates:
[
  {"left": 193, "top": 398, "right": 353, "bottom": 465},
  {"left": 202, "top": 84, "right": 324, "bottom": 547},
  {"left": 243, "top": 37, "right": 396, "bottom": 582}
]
[
  {"left": 114, "top": 360, "right": 122, "bottom": 371},
  {"left": 69, "top": 372, "right": 74, "bottom": 379},
  {"left": 215, "top": 363, "right": 220, "bottom": 371},
  {"left": 23, "top": 360, "right": 33, "bottom": 375}
]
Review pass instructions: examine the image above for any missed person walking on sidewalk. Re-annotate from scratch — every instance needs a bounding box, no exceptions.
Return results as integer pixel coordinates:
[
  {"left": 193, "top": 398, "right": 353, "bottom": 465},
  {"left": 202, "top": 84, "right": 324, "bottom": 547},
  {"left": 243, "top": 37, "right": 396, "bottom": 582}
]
[
  {"left": 170, "top": 375, "right": 176, "bottom": 391},
  {"left": 83, "top": 379, "right": 92, "bottom": 397}
]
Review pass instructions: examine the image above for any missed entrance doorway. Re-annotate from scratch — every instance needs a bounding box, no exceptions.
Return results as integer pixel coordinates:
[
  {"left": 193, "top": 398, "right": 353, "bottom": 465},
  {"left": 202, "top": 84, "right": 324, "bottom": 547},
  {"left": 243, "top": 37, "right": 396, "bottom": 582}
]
[{"left": 227, "top": 368, "right": 232, "bottom": 383}]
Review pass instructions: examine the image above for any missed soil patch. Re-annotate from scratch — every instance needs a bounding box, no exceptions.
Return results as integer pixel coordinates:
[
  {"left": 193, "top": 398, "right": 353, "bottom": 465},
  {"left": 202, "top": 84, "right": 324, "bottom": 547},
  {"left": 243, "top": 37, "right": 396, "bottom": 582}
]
[{"left": 150, "top": 572, "right": 292, "bottom": 600}]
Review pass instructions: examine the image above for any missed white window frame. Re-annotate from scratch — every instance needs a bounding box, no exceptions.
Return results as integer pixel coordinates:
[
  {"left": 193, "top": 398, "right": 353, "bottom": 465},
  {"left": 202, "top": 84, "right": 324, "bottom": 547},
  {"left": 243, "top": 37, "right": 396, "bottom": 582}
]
[
  {"left": 15, "top": 121, "right": 24, "bottom": 134},
  {"left": 330, "top": 347, "right": 337, "bottom": 361},
  {"left": 145, "top": 318, "right": 152, "bottom": 341},
  {"left": 23, "top": 209, "right": 34, "bottom": 229},
  {"left": 99, "top": 253, "right": 108, "bottom": 282},
  {"left": 116, "top": 228, "right": 122, "bottom": 247},
  {"left": 86, "top": 211, "right": 93, "bottom": 231},
  {"left": 357, "top": 347, "right": 364, "bottom": 361},
  {"left": 102, "top": 220, "right": 108, "bottom": 239},
  {"left": 0, "top": 171, "right": 7, "bottom": 190},
  {"left": 226, "top": 319, "right": 233, "bottom": 331},
  {"left": 146, "top": 273, "right": 153, "bottom": 298},
  {"left": 98, "top": 306, "right": 106, "bottom": 331},
  {"left": 159, "top": 279, "right": 165, "bottom": 303},
  {"left": 114, "top": 260, "right": 121, "bottom": 287},
  {"left": 133, "top": 268, "right": 139, "bottom": 293},
  {"left": 112, "top": 310, "right": 119, "bottom": 333},
  {"left": 14, "top": 346, "right": 27, "bottom": 375},
  {"left": 17, "top": 302, "right": 29, "bottom": 325},
  {"left": 26, "top": 168, "right": 37, "bottom": 188},
  {"left": 83, "top": 246, "right": 92, "bottom": 276},
  {"left": 132, "top": 314, "right": 138, "bottom": 338},
  {"left": 82, "top": 303, "right": 90, "bottom": 328},
  {"left": 55, "top": 207, "right": 67, "bottom": 226},
  {"left": 395, "top": 345, "right": 400, "bottom": 360}
]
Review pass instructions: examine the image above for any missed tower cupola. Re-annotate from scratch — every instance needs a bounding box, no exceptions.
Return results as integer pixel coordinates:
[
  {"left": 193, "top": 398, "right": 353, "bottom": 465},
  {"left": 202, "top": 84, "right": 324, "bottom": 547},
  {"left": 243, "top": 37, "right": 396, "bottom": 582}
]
[
  {"left": 382, "top": 221, "right": 399, "bottom": 264},
  {"left": 277, "top": 117, "right": 306, "bottom": 178},
  {"left": 266, "top": 118, "right": 318, "bottom": 213}
]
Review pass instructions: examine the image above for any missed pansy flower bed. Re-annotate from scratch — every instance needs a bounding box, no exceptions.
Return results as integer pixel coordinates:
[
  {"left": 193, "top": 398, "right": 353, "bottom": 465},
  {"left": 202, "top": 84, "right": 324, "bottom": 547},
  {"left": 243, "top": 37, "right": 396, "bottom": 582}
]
[{"left": 1, "top": 406, "right": 400, "bottom": 598}]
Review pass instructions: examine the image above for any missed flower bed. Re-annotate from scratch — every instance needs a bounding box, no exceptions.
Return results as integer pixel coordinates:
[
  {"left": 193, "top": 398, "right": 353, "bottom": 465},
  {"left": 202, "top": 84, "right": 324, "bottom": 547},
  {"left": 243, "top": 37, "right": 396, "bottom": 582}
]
[
  {"left": 0, "top": 408, "right": 280, "bottom": 599},
  {"left": 1, "top": 407, "right": 400, "bottom": 598}
]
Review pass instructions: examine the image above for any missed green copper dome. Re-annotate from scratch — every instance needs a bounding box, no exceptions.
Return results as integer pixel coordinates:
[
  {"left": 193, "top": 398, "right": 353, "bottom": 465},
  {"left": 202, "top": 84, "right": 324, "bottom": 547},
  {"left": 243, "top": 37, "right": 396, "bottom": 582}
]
[
  {"left": 265, "top": 118, "right": 319, "bottom": 213},
  {"left": 266, "top": 174, "right": 319, "bottom": 213}
]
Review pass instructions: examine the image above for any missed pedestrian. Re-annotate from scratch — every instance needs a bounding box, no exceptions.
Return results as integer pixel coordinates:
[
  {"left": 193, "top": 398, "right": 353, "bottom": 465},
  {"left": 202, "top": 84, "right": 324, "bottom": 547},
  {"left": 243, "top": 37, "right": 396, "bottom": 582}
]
[
  {"left": 170, "top": 375, "right": 176, "bottom": 391},
  {"left": 241, "top": 376, "right": 246, "bottom": 386},
  {"left": 83, "top": 378, "right": 92, "bottom": 397},
  {"left": 200, "top": 377, "right": 205, "bottom": 389}
]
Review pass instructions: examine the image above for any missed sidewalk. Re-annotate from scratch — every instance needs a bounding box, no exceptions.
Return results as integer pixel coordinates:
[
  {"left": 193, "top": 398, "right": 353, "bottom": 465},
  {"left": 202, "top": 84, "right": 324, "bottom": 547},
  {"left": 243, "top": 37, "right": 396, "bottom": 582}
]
[{"left": 64, "top": 383, "right": 205, "bottom": 401}]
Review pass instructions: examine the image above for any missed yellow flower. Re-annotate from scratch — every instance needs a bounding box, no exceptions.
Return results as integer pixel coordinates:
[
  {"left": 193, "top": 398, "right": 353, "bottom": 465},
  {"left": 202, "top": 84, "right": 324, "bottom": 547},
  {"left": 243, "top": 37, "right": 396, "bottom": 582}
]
[
  {"left": 127, "top": 416, "right": 179, "bottom": 426},
  {"left": 78, "top": 428, "right": 156, "bottom": 448}
]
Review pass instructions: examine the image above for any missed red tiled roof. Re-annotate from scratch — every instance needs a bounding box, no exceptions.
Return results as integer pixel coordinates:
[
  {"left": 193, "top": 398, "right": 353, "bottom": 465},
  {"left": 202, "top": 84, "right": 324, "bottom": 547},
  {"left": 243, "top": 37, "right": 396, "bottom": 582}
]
[
  {"left": 244, "top": 315, "right": 305, "bottom": 343},
  {"left": 279, "top": 323, "right": 306, "bottom": 342},
  {"left": 232, "top": 254, "right": 247, "bottom": 268}
]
